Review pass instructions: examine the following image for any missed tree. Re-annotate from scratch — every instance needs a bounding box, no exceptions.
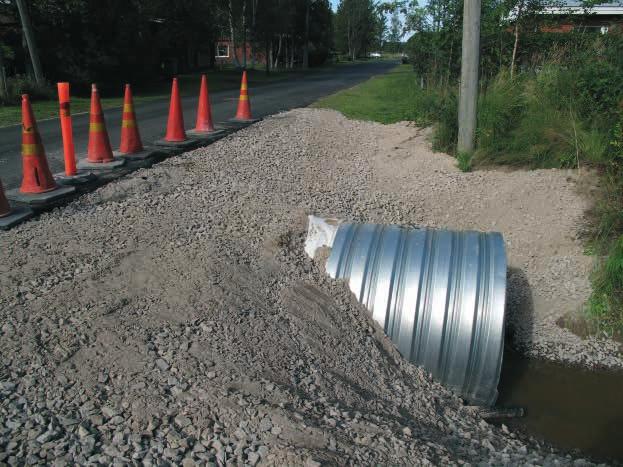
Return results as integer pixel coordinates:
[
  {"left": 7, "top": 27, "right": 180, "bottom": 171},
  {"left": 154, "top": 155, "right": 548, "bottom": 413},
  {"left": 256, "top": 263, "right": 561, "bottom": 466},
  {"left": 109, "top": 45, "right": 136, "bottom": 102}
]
[
  {"left": 508, "top": 0, "right": 552, "bottom": 78},
  {"left": 373, "top": 4, "right": 388, "bottom": 51},
  {"left": 3, "top": 0, "right": 332, "bottom": 87},
  {"left": 303, "top": 0, "right": 311, "bottom": 68},
  {"left": 388, "top": 10, "right": 403, "bottom": 43},
  {"left": 335, "top": 0, "right": 377, "bottom": 60},
  {"left": 254, "top": 0, "right": 332, "bottom": 72}
]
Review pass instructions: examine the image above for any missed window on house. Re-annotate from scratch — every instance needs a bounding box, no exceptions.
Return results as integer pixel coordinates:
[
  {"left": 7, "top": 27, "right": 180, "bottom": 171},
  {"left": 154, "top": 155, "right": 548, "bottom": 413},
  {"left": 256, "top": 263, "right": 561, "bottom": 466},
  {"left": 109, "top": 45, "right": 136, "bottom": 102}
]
[
  {"left": 216, "top": 44, "right": 229, "bottom": 58},
  {"left": 578, "top": 25, "right": 608, "bottom": 34}
]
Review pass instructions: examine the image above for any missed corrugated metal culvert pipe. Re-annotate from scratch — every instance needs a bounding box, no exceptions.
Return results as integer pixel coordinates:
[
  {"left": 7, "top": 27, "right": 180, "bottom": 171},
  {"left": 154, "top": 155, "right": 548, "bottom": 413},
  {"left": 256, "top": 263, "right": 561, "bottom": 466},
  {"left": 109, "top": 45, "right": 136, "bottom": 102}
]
[{"left": 324, "top": 223, "right": 507, "bottom": 406}]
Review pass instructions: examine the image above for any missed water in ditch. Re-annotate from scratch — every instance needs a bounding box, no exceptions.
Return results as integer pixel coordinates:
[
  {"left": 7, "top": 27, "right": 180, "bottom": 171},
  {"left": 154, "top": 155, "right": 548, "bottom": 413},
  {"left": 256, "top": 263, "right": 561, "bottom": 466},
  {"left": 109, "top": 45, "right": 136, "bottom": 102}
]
[{"left": 496, "top": 347, "right": 623, "bottom": 463}]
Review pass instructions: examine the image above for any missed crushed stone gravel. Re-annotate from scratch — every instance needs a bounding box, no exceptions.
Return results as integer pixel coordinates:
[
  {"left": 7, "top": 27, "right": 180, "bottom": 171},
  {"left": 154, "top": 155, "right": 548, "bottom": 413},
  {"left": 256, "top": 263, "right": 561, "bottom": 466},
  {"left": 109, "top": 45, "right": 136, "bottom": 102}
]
[{"left": 0, "top": 108, "right": 618, "bottom": 465}]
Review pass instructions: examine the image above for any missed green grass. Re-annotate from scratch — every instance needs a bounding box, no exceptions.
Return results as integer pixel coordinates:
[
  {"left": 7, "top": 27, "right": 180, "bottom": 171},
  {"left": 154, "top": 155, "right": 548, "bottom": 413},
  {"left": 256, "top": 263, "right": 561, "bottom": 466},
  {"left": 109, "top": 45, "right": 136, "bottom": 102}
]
[
  {"left": 588, "top": 235, "right": 623, "bottom": 336},
  {"left": 0, "top": 67, "right": 299, "bottom": 127},
  {"left": 313, "top": 65, "right": 432, "bottom": 124},
  {"left": 456, "top": 151, "right": 473, "bottom": 172}
]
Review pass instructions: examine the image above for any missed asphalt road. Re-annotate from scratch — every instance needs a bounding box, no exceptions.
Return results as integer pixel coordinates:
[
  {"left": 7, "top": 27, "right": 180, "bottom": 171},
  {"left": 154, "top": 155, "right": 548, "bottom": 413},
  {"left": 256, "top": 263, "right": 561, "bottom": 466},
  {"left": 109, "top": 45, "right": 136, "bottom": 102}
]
[{"left": 0, "top": 61, "right": 397, "bottom": 190}]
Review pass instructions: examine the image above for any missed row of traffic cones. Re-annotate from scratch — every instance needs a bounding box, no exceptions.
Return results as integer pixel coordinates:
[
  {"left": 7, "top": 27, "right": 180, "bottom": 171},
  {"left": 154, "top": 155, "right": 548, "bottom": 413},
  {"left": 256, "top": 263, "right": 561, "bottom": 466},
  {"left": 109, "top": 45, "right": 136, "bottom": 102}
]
[
  {"left": 156, "top": 70, "right": 255, "bottom": 148},
  {"left": 1, "top": 71, "right": 256, "bottom": 230}
]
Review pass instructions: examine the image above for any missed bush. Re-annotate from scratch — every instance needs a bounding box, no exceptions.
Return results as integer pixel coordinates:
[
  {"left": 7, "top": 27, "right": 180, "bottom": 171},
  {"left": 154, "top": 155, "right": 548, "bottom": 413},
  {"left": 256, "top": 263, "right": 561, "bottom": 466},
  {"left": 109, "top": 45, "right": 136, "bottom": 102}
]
[
  {"left": 0, "top": 75, "right": 54, "bottom": 106},
  {"left": 573, "top": 35, "right": 623, "bottom": 126}
]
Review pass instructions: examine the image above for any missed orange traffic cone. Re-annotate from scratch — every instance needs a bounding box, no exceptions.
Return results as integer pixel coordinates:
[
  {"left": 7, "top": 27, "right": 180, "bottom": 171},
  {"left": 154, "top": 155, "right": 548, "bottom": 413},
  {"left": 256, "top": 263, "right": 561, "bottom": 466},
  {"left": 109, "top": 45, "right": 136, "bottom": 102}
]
[
  {"left": 86, "top": 84, "right": 114, "bottom": 163},
  {"left": 7, "top": 95, "right": 75, "bottom": 206},
  {"left": 119, "top": 84, "right": 144, "bottom": 154},
  {"left": 194, "top": 74, "right": 215, "bottom": 133},
  {"left": 0, "top": 180, "right": 10, "bottom": 217},
  {"left": 188, "top": 74, "right": 225, "bottom": 141},
  {"left": 165, "top": 78, "right": 186, "bottom": 142},
  {"left": 232, "top": 71, "right": 254, "bottom": 122},
  {"left": 20, "top": 94, "right": 57, "bottom": 194}
]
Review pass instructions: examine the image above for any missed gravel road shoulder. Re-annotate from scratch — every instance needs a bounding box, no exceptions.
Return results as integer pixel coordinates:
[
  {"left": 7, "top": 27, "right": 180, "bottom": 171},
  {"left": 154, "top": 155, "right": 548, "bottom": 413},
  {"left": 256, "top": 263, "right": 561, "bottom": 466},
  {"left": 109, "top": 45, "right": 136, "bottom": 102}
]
[{"left": 0, "top": 108, "right": 616, "bottom": 465}]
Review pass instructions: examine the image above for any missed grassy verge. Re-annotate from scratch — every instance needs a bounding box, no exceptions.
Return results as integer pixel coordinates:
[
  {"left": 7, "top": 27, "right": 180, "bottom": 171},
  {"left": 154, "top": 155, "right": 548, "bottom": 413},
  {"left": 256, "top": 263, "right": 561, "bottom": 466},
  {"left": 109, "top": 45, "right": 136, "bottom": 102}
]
[
  {"left": 0, "top": 67, "right": 298, "bottom": 127},
  {"left": 313, "top": 65, "right": 439, "bottom": 124},
  {"left": 315, "top": 63, "right": 623, "bottom": 336}
]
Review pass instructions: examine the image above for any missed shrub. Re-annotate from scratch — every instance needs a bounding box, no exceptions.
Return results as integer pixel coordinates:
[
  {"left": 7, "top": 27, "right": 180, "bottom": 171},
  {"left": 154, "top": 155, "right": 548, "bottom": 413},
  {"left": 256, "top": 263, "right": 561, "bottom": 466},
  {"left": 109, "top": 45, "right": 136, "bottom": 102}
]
[{"left": 0, "top": 75, "right": 54, "bottom": 106}]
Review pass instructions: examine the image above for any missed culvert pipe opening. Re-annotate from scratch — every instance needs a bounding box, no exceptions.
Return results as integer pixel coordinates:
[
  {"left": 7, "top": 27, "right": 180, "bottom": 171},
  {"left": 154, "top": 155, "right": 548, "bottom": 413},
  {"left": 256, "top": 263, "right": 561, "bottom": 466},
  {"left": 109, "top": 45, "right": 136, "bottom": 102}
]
[{"left": 306, "top": 216, "right": 507, "bottom": 406}]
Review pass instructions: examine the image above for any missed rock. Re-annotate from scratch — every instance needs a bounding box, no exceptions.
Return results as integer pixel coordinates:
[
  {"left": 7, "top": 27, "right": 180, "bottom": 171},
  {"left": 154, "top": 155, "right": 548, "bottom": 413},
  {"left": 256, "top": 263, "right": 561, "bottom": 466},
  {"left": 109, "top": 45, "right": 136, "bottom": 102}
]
[
  {"left": 102, "top": 406, "right": 120, "bottom": 418},
  {"left": 175, "top": 416, "right": 192, "bottom": 428},
  {"left": 259, "top": 417, "right": 272, "bottom": 433},
  {"left": 247, "top": 452, "right": 260, "bottom": 466},
  {"left": 156, "top": 359, "right": 170, "bottom": 371},
  {"left": 77, "top": 425, "right": 90, "bottom": 439},
  {"left": 109, "top": 416, "right": 125, "bottom": 425},
  {"left": 0, "top": 382, "right": 17, "bottom": 392}
]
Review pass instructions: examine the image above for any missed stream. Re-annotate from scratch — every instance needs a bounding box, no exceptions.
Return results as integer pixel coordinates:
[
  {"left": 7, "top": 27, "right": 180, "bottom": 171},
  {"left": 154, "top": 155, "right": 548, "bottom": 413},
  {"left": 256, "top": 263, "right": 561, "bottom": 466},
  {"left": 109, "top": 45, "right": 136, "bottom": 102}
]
[{"left": 496, "top": 348, "right": 623, "bottom": 463}]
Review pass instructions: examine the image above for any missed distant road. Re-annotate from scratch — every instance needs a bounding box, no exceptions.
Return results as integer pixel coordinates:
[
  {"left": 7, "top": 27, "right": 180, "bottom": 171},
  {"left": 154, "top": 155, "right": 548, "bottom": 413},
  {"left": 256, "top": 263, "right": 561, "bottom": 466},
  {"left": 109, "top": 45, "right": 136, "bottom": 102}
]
[{"left": 0, "top": 61, "right": 398, "bottom": 189}]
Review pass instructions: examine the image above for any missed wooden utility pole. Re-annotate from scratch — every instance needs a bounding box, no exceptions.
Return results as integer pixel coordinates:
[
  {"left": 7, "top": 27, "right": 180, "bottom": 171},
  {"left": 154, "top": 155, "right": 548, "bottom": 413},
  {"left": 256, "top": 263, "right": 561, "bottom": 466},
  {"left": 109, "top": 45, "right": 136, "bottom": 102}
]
[
  {"left": 457, "top": 0, "right": 481, "bottom": 153},
  {"left": 15, "top": 0, "right": 44, "bottom": 85},
  {"left": 303, "top": 0, "right": 311, "bottom": 69},
  {"left": 0, "top": 46, "right": 8, "bottom": 99}
]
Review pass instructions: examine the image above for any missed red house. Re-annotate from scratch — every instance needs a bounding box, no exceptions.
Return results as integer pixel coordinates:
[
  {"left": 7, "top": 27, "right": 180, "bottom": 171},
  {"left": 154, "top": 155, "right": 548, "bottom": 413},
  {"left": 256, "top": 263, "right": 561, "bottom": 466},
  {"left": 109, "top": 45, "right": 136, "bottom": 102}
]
[
  {"left": 215, "top": 39, "right": 267, "bottom": 67},
  {"left": 538, "top": 0, "right": 623, "bottom": 33}
]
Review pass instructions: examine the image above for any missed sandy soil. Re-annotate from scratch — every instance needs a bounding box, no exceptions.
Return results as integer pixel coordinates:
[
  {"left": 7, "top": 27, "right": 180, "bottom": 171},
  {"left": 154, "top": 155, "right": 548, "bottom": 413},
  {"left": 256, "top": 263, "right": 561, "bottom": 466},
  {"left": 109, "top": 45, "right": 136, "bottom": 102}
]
[{"left": 0, "top": 108, "right": 617, "bottom": 465}]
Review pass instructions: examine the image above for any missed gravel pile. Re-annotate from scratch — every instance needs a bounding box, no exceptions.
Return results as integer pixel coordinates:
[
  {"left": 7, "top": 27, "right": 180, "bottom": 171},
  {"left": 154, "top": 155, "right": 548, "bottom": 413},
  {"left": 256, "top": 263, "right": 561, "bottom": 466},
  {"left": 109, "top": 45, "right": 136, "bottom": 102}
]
[{"left": 0, "top": 108, "right": 615, "bottom": 465}]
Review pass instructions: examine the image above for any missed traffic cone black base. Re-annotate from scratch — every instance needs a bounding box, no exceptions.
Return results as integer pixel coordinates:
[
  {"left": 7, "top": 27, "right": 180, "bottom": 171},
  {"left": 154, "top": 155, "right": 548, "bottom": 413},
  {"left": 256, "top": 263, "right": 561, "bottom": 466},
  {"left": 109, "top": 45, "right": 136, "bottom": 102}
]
[
  {"left": 7, "top": 185, "right": 75, "bottom": 206},
  {"left": 113, "top": 147, "right": 160, "bottom": 162},
  {"left": 187, "top": 127, "right": 226, "bottom": 137},
  {"left": 186, "top": 128, "right": 227, "bottom": 144},
  {"left": 54, "top": 170, "right": 98, "bottom": 187},
  {"left": 154, "top": 138, "right": 198, "bottom": 153},
  {"left": 0, "top": 205, "right": 34, "bottom": 231},
  {"left": 77, "top": 157, "right": 126, "bottom": 171},
  {"left": 227, "top": 117, "right": 261, "bottom": 125}
]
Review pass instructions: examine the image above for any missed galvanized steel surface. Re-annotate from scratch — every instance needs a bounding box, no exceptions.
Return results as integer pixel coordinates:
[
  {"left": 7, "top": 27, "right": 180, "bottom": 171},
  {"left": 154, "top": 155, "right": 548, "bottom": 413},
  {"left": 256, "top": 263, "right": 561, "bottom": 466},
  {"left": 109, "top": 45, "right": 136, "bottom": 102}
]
[{"left": 326, "top": 223, "right": 507, "bottom": 406}]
